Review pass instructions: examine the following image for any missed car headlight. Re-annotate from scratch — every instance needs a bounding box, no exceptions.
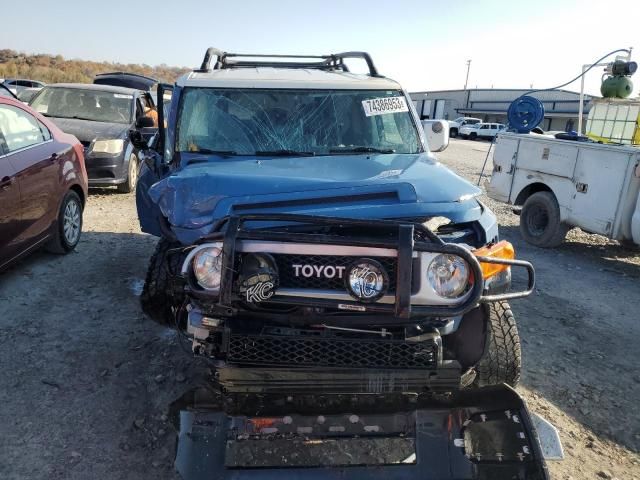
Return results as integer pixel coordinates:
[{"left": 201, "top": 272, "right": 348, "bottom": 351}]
[
  {"left": 91, "top": 139, "right": 124, "bottom": 154},
  {"left": 427, "top": 254, "right": 469, "bottom": 298},
  {"left": 193, "top": 246, "right": 223, "bottom": 291}
]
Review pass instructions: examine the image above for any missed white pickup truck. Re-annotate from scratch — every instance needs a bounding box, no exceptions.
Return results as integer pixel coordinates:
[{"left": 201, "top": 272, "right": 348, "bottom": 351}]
[
  {"left": 448, "top": 116, "right": 481, "bottom": 138},
  {"left": 487, "top": 132, "right": 640, "bottom": 247}
]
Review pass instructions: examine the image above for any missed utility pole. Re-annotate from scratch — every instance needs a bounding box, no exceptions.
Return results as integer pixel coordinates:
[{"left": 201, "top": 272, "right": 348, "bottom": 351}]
[{"left": 464, "top": 60, "right": 471, "bottom": 90}]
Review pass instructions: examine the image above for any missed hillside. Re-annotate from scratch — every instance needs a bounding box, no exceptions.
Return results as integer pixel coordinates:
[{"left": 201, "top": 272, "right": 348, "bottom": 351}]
[{"left": 0, "top": 49, "right": 190, "bottom": 85}]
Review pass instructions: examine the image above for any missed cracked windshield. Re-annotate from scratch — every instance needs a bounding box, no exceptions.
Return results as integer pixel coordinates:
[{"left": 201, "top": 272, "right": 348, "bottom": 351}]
[{"left": 177, "top": 88, "right": 422, "bottom": 155}]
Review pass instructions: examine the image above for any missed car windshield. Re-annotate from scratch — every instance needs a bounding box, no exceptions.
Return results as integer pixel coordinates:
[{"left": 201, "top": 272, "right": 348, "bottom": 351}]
[
  {"left": 176, "top": 88, "right": 422, "bottom": 156},
  {"left": 30, "top": 87, "right": 133, "bottom": 124}
]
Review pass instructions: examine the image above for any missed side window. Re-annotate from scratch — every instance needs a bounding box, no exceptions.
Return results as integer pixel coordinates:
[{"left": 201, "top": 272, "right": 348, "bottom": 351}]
[
  {"left": 0, "top": 104, "right": 49, "bottom": 153},
  {"left": 135, "top": 98, "right": 145, "bottom": 118}
]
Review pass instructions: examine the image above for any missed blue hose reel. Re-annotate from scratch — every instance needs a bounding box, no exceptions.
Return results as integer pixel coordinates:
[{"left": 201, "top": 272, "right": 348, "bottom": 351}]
[{"left": 507, "top": 96, "right": 545, "bottom": 133}]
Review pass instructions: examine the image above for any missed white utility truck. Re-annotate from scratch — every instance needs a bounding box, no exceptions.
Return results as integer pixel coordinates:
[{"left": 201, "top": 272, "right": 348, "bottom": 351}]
[{"left": 486, "top": 98, "right": 640, "bottom": 248}]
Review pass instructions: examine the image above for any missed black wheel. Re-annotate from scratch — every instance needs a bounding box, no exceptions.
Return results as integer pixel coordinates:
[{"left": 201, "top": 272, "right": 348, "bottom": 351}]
[
  {"left": 140, "top": 239, "right": 186, "bottom": 327},
  {"left": 46, "top": 190, "right": 83, "bottom": 254},
  {"left": 520, "top": 191, "right": 569, "bottom": 248},
  {"left": 472, "top": 301, "right": 521, "bottom": 388},
  {"left": 450, "top": 128, "right": 458, "bottom": 138},
  {"left": 117, "top": 153, "right": 139, "bottom": 194},
  {"left": 469, "top": 132, "right": 477, "bottom": 140}
]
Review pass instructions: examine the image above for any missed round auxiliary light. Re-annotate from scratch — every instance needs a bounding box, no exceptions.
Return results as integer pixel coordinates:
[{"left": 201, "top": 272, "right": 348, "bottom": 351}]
[
  {"left": 345, "top": 259, "right": 389, "bottom": 302},
  {"left": 193, "top": 246, "right": 223, "bottom": 291},
  {"left": 427, "top": 254, "right": 469, "bottom": 298}
]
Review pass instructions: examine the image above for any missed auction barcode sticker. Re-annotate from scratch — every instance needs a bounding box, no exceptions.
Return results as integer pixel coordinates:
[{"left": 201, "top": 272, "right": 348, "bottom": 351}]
[{"left": 362, "top": 96, "right": 409, "bottom": 117}]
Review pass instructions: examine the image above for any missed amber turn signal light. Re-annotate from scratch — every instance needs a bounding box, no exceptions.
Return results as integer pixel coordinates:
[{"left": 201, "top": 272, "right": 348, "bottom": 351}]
[{"left": 473, "top": 241, "right": 515, "bottom": 279}]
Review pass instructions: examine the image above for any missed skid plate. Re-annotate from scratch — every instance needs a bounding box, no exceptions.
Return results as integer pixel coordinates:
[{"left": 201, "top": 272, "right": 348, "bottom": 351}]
[{"left": 171, "top": 385, "right": 550, "bottom": 480}]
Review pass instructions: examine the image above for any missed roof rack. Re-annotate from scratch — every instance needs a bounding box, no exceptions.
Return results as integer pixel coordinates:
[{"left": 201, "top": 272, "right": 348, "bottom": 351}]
[{"left": 195, "top": 48, "right": 382, "bottom": 77}]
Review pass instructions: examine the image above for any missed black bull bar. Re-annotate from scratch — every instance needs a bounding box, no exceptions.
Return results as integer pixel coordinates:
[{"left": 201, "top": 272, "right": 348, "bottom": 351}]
[{"left": 194, "top": 214, "right": 535, "bottom": 318}]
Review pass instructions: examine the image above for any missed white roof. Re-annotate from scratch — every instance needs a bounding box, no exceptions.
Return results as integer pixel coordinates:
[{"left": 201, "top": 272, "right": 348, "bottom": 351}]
[{"left": 177, "top": 67, "right": 402, "bottom": 90}]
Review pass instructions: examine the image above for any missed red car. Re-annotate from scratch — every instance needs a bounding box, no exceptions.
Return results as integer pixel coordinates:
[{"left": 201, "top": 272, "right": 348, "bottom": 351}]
[{"left": 0, "top": 93, "right": 88, "bottom": 271}]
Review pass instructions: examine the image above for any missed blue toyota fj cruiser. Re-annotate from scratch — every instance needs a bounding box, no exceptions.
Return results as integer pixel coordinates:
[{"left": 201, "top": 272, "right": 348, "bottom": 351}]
[{"left": 134, "top": 49, "right": 535, "bottom": 395}]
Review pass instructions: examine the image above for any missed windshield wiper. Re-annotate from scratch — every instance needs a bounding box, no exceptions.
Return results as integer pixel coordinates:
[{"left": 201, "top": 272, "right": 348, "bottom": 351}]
[
  {"left": 329, "top": 146, "right": 396, "bottom": 154},
  {"left": 53, "top": 115, "right": 100, "bottom": 122},
  {"left": 254, "top": 149, "right": 315, "bottom": 157},
  {"left": 185, "top": 149, "right": 238, "bottom": 164},
  {"left": 191, "top": 148, "right": 238, "bottom": 156}
]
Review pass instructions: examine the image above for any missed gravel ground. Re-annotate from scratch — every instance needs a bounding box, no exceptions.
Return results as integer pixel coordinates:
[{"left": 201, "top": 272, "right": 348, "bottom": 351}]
[{"left": 0, "top": 139, "right": 638, "bottom": 479}]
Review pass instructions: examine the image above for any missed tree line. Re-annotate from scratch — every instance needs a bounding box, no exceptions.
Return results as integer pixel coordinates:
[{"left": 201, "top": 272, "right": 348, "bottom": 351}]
[{"left": 0, "top": 49, "right": 190, "bottom": 84}]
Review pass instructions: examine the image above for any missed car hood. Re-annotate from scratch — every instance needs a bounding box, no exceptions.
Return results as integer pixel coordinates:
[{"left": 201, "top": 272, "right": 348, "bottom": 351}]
[
  {"left": 46, "top": 117, "right": 129, "bottom": 143},
  {"left": 149, "top": 153, "right": 483, "bottom": 243}
]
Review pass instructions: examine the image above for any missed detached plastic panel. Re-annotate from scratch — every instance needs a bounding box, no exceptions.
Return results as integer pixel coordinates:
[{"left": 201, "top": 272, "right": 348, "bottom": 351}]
[{"left": 172, "top": 385, "right": 551, "bottom": 480}]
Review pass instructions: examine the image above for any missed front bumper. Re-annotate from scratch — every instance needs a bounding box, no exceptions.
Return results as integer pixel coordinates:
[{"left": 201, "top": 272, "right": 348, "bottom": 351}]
[
  {"left": 179, "top": 214, "right": 533, "bottom": 394},
  {"left": 84, "top": 150, "right": 128, "bottom": 185},
  {"left": 216, "top": 364, "right": 462, "bottom": 394},
  {"left": 182, "top": 213, "right": 535, "bottom": 320}
]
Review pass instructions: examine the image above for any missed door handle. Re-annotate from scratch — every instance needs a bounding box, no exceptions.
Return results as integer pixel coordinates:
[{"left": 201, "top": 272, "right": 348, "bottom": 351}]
[{"left": 0, "top": 176, "right": 13, "bottom": 189}]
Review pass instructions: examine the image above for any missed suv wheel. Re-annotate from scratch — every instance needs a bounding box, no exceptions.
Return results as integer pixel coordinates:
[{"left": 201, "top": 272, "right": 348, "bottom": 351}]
[
  {"left": 46, "top": 190, "right": 83, "bottom": 254},
  {"left": 450, "top": 128, "right": 458, "bottom": 138},
  {"left": 469, "top": 132, "right": 477, "bottom": 140},
  {"left": 471, "top": 301, "right": 521, "bottom": 388},
  {"left": 117, "top": 153, "right": 139, "bottom": 194},
  {"left": 141, "top": 239, "right": 186, "bottom": 327},
  {"left": 520, "top": 191, "right": 569, "bottom": 248}
]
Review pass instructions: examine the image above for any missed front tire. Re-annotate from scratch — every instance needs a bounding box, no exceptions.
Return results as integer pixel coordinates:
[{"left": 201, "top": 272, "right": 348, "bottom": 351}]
[
  {"left": 450, "top": 128, "right": 458, "bottom": 138},
  {"left": 469, "top": 132, "right": 477, "bottom": 140},
  {"left": 140, "top": 239, "right": 186, "bottom": 327},
  {"left": 520, "top": 191, "right": 569, "bottom": 248},
  {"left": 472, "top": 301, "right": 521, "bottom": 388},
  {"left": 117, "top": 153, "right": 139, "bottom": 194},
  {"left": 46, "top": 190, "right": 83, "bottom": 254}
]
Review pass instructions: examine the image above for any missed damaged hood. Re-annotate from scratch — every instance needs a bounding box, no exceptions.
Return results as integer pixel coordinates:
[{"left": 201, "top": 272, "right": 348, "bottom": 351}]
[
  {"left": 149, "top": 153, "right": 482, "bottom": 242},
  {"left": 46, "top": 117, "right": 129, "bottom": 143}
]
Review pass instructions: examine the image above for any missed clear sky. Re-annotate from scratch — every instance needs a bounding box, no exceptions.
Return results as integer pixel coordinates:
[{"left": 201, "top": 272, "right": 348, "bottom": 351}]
[{"left": 2, "top": 0, "right": 638, "bottom": 95}]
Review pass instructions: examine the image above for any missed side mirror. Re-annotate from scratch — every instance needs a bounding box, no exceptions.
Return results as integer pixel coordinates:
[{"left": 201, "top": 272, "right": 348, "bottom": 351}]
[
  {"left": 422, "top": 120, "right": 450, "bottom": 152},
  {"left": 129, "top": 129, "right": 149, "bottom": 150},
  {"left": 136, "top": 116, "right": 155, "bottom": 129}
]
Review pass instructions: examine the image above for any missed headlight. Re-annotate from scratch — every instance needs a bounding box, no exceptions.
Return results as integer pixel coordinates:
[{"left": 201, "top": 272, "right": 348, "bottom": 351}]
[
  {"left": 427, "top": 254, "right": 469, "bottom": 298},
  {"left": 91, "top": 139, "right": 124, "bottom": 154},
  {"left": 193, "top": 246, "right": 223, "bottom": 291}
]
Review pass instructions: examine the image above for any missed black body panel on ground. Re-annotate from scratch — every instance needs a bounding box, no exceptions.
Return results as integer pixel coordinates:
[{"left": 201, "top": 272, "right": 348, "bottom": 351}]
[{"left": 171, "top": 384, "right": 550, "bottom": 480}]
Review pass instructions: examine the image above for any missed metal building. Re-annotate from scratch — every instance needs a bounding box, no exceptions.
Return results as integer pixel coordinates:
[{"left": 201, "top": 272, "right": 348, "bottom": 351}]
[{"left": 409, "top": 88, "right": 596, "bottom": 132}]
